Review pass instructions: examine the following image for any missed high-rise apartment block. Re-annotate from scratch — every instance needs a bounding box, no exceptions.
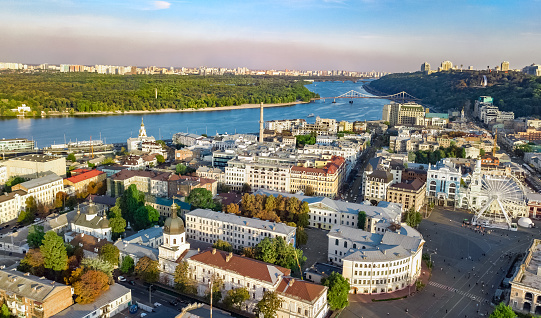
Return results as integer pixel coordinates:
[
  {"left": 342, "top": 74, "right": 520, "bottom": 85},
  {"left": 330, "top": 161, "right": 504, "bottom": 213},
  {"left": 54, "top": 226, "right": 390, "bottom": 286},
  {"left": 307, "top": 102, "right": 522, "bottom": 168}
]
[
  {"left": 421, "top": 62, "right": 430, "bottom": 73},
  {"left": 501, "top": 61, "right": 510, "bottom": 72},
  {"left": 382, "top": 102, "right": 426, "bottom": 126}
]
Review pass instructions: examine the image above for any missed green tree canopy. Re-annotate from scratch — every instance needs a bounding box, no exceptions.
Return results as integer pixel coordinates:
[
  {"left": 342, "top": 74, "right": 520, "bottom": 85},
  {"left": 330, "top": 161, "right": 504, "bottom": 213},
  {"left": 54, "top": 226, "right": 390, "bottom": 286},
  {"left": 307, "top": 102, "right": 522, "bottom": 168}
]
[
  {"left": 67, "top": 153, "right": 77, "bottom": 162},
  {"left": 174, "top": 261, "right": 197, "bottom": 294},
  {"left": 404, "top": 208, "right": 423, "bottom": 227},
  {"left": 27, "top": 225, "right": 46, "bottom": 248},
  {"left": 120, "top": 255, "right": 135, "bottom": 274},
  {"left": 224, "top": 287, "right": 250, "bottom": 310},
  {"left": 81, "top": 257, "right": 114, "bottom": 277},
  {"left": 489, "top": 302, "right": 516, "bottom": 318},
  {"left": 186, "top": 188, "right": 220, "bottom": 210},
  {"left": 4, "top": 176, "right": 26, "bottom": 192},
  {"left": 323, "top": 272, "right": 350, "bottom": 310},
  {"left": 98, "top": 243, "right": 120, "bottom": 266},
  {"left": 213, "top": 240, "right": 233, "bottom": 252},
  {"left": 40, "top": 231, "right": 68, "bottom": 272},
  {"left": 156, "top": 154, "right": 165, "bottom": 164},
  {"left": 255, "top": 291, "right": 282, "bottom": 318},
  {"left": 357, "top": 211, "right": 367, "bottom": 229},
  {"left": 133, "top": 205, "right": 160, "bottom": 231},
  {"left": 254, "top": 237, "right": 306, "bottom": 271}
]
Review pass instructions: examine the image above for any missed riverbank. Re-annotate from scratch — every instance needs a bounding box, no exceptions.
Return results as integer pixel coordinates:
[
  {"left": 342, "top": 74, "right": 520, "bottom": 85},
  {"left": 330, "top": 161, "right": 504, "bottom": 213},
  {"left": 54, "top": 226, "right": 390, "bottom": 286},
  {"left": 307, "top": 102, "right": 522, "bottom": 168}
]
[{"left": 8, "top": 101, "right": 308, "bottom": 118}]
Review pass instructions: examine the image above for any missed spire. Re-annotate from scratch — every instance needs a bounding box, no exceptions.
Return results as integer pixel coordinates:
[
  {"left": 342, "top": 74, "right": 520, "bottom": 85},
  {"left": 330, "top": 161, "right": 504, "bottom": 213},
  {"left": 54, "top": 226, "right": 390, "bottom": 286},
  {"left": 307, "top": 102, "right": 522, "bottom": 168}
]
[
  {"left": 141, "top": 117, "right": 144, "bottom": 126},
  {"left": 171, "top": 201, "right": 178, "bottom": 218}
]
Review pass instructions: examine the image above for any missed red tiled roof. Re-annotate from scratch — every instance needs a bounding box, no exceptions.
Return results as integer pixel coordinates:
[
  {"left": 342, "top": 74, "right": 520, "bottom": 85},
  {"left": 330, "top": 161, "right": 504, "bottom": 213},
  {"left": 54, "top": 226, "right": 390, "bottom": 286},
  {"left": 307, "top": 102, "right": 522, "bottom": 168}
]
[
  {"left": 188, "top": 249, "right": 290, "bottom": 284},
  {"left": 276, "top": 277, "right": 327, "bottom": 303},
  {"left": 291, "top": 156, "right": 345, "bottom": 176},
  {"left": 65, "top": 170, "right": 104, "bottom": 184}
]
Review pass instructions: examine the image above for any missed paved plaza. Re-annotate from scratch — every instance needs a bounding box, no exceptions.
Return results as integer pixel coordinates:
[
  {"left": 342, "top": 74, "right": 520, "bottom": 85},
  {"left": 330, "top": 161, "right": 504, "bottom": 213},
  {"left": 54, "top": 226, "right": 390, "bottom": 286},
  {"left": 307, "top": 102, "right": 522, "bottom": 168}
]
[{"left": 341, "top": 207, "right": 541, "bottom": 318}]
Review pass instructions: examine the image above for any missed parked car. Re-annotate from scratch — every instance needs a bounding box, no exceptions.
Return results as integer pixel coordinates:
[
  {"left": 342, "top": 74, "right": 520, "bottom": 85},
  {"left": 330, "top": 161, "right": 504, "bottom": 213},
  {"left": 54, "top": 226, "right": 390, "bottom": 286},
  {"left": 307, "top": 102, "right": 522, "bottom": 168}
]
[{"left": 118, "top": 276, "right": 126, "bottom": 282}]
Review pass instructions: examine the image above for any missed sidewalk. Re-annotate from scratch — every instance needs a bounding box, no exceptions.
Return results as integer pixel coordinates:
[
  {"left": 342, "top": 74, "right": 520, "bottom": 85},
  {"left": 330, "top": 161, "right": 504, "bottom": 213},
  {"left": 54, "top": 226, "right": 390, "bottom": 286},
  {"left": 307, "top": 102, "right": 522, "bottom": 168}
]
[{"left": 350, "top": 262, "right": 432, "bottom": 303}]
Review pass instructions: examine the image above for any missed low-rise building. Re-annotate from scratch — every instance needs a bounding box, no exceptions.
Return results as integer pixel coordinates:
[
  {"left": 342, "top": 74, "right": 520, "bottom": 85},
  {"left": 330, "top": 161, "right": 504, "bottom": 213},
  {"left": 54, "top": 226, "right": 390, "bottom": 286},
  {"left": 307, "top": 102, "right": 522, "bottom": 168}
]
[
  {"left": 363, "top": 167, "right": 394, "bottom": 205},
  {"left": 328, "top": 225, "right": 424, "bottom": 294},
  {"left": 0, "top": 190, "right": 26, "bottom": 224},
  {"left": 196, "top": 166, "right": 225, "bottom": 184},
  {"left": 66, "top": 199, "right": 111, "bottom": 241},
  {"left": 168, "top": 175, "right": 218, "bottom": 197},
  {"left": 63, "top": 169, "right": 106, "bottom": 194},
  {"left": 145, "top": 196, "right": 192, "bottom": 218},
  {"left": 386, "top": 179, "right": 426, "bottom": 212},
  {"left": 122, "top": 225, "right": 163, "bottom": 248},
  {"left": 68, "top": 233, "right": 109, "bottom": 258},
  {"left": 106, "top": 170, "right": 172, "bottom": 197},
  {"left": 175, "top": 148, "right": 194, "bottom": 161},
  {"left": 4, "top": 154, "right": 66, "bottom": 178},
  {"left": 0, "top": 138, "right": 35, "bottom": 153},
  {"left": 509, "top": 239, "right": 541, "bottom": 315},
  {"left": 0, "top": 269, "right": 73, "bottom": 318},
  {"left": 54, "top": 283, "right": 132, "bottom": 318},
  {"left": 426, "top": 158, "right": 461, "bottom": 206},
  {"left": 527, "top": 193, "right": 541, "bottom": 219},
  {"left": 185, "top": 209, "right": 297, "bottom": 249},
  {"left": 12, "top": 173, "right": 64, "bottom": 207}
]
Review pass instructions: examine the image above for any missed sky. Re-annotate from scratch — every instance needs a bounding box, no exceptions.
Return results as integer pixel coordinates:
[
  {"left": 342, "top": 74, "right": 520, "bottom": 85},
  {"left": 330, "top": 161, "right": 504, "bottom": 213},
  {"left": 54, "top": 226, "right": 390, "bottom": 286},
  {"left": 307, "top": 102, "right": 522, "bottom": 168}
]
[{"left": 0, "top": 0, "right": 540, "bottom": 72}]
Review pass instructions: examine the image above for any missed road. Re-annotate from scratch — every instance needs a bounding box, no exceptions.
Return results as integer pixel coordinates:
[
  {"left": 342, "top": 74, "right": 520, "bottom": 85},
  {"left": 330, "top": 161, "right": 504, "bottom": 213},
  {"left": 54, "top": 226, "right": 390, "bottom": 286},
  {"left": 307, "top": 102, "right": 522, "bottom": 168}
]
[{"left": 342, "top": 207, "right": 541, "bottom": 318}]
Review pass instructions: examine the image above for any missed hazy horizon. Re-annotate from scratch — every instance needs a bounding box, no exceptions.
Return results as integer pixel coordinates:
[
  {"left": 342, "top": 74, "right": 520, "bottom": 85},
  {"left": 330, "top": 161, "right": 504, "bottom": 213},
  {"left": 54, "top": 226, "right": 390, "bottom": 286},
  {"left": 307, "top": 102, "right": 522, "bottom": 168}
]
[{"left": 1, "top": 0, "right": 540, "bottom": 73}]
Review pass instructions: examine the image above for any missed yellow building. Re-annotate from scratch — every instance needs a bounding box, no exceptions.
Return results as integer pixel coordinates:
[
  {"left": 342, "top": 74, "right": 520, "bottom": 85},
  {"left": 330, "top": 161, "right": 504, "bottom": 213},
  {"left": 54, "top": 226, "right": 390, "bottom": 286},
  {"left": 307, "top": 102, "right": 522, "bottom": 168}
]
[
  {"left": 290, "top": 156, "right": 345, "bottom": 198},
  {"left": 386, "top": 179, "right": 426, "bottom": 212},
  {"left": 382, "top": 102, "right": 425, "bottom": 127},
  {"left": 63, "top": 169, "right": 106, "bottom": 194}
]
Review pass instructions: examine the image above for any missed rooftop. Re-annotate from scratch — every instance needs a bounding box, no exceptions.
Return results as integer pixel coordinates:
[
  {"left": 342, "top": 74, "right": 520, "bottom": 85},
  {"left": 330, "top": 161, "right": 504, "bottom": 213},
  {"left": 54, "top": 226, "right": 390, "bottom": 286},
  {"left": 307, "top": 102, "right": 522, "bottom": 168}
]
[
  {"left": 123, "top": 225, "right": 163, "bottom": 245},
  {"left": 512, "top": 239, "right": 541, "bottom": 290},
  {"left": 0, "top": 269, "right": 71, "bottom": 303},
  {"left": 0, "top": 190, "right": 27, "bottom": 203},
  {"left": 187, "top": 209, "right": 296, "bottom": 235},
  {"left": 114, "top": 240, "right": 159, "bottom": 261},
  {"left": 188, "top": 249, "right": 290, "bottom": 285},
  {"left": 328, "top": 225, "right": 424, "bottom": 262},
  {"left": 16, "top": 173, "right": 62, "bottom": 190},
  {"left": 389, "top": 179, "right": 425, "bottom": 191},
  {"left": 9, "top": 154, "right": 62, "bottom": 163},
  {"left": 276, "top": 277, "right": 327, "bottom": 304},
  {"left": 54, "top": 283, "right": 131, "bottom": 318},
  {"left": 69, "top": 233, "right": 109, "bottom": 252},
  {"left": 64, "top": 169, "right": 104, "bottom": 184}
]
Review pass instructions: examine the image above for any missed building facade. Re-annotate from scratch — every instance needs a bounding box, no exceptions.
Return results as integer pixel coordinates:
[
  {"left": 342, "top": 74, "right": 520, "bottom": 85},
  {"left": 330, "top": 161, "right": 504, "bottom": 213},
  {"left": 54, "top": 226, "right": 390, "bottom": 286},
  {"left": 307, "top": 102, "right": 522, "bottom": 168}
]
[
  {"left": 185, "top": 209, "right": 297, "bottom": 249},
  {"left": 12, "top": 173, "right": 64, "bottom": 207},
  {"left": 426, "top": 159, "right": 461, "bottom": 206},
  {"left": 386, "top": 179, "right": 426, "bottom": 212},
  {"left": 290, "top": 156, "right": 345, "bottom": 198},
  {"left": 509, "top": 239, "right": 541, "bottom": 315},
  {"left": 63, "top": 169, "right": 106, "bottom": 194},
  {"left": 328, "top": 225, "right": 424, "bottom": 295},
  {"left": 5, "top": 154, "right": 66, "bottom": 178}
]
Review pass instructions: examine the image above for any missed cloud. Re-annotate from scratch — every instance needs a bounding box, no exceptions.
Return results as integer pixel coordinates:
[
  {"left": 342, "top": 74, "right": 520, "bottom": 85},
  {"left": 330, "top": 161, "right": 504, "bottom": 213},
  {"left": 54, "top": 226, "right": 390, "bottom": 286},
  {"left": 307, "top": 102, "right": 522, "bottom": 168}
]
[{"left": 150, "top": 1, "right": 171, "bottom": 10}]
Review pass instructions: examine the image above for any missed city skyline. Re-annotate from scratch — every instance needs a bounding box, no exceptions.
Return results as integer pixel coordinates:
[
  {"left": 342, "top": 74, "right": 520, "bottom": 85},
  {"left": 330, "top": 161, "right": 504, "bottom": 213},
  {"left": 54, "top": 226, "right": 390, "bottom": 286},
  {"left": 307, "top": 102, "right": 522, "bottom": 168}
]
[{"left": 1, "top": 0, "right": 540, "bottom": 72}]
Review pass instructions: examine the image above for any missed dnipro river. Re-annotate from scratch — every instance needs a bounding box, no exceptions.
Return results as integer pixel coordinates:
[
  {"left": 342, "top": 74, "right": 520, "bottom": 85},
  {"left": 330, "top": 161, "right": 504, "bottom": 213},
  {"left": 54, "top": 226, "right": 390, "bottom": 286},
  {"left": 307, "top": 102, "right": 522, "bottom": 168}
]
[{"left": 0, "top": 81, "right": 390, "bottom": 148}]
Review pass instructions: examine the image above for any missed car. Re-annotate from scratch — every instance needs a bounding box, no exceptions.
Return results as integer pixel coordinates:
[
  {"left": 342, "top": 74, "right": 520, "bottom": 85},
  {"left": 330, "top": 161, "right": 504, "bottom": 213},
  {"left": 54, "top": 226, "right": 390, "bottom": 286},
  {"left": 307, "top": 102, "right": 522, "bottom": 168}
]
[
  {"left": 118, "top": 276, "right": 126, "bottom": 282},
  {"left": 129, "top": 280, "right": 135, "bottom": 285},
  {"left": 153, "top": 302, "right": 162, "bottom": 307},
  {"left": 169, "top": 300, "right": 179, "bottom": 306}
]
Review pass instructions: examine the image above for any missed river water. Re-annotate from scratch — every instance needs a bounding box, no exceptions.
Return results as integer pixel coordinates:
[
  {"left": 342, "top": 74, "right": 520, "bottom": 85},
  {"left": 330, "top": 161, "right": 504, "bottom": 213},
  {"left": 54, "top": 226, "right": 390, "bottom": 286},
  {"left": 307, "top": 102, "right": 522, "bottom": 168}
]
[{"left": 0, "top": 81, "right": 389, "bottom": 148}]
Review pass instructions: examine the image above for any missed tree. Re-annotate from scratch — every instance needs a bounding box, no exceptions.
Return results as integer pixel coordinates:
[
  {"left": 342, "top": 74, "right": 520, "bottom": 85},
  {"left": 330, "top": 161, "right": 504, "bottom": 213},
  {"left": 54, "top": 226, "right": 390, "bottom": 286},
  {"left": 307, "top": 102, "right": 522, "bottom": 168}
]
[
  {"left": 108, "top": 214, "right": 127, "bottom": 240},
  {"left": 81, "top": 257, "right": 114, "bottom": 277},
  {"left": 217, "top": 182, "right": 231, "bottom": 193},
  {"left": 489, "top": 302, "right": 516, "bottom": 318},
  {"left": 205, "top": 274, "right": 224, "bottom": 305},
  {"left": 256, "top": 237, "right": 277, "bottom": 264},
  {"left": 18, "top": 196, "right": 37, "bottom": 224},
  {"left": 40, "top": 231, "right": 68, "bottom": 272},
  {"left": 304, "top": 185, "right": 315, "bottom": 196},
  {"left": 54, "top": 191, "right": 68, "bottom": 209},
  {"left": 4, "top": 176, "right": 26, "bottom": 192},
  {"left": 323, "top": 272, "right": 350, "bottom": 310},
  {"left": 296, "top": 227, "right": 308, "bottom": 246},
  {"left": 176, "top": 163, "right": 187, "bottom": 175},
  {"left": 27, "top": 225, "right": 46, "bottom": 248},
  {"left": 133, "top": 205, "right": 159, "bottom": 230},
  {"left": 19, "top": 248, "right": 45, "bottom": 276},
  {"left": 186, "top": 188, "right": 216, "bottom": 210},
  {"left": 67, "top": 153, "right": 77, "bottom": 162},
  {"left": 213, "top": 240, "right": 233, "bottom": 252},
  {"left": 36, "top": 202, "right": 51, "bottom": 219},
  {"left": 174, "top": 261, "right": 196, "bottom": 294},
  {"left": 480, "top": 148, "right": 486, "bottom": 156},
  {"left": 72, "top": 270, "right": 110, "bottom": 304},
  {"left": 224, "top": 287, "right": 249, "bottom": 310},
  {"left": 225, "top": 203, "right": 240, "bottom": 214},
  {"left": 357, "top": 211, "right": 367, "bottom": 229},
  {"left": 156, "top": 154, "right": 165, "bottom": 164},
  {"left": 241, "top": 183, "right": 251, "bottom": 193},
  {"left": 98, "top": 244, "right": 120, "bottom": 266},
  {"left": 405, "top": 208, "right": 423, "bottom": 227},
  {"left": 0, "top": 304, "right": 10, "bottom": 318},
  {"left": 135, "top": 256, "right": 159, "bottom": 283},
  {"left": 120, "top": 255, "right": 135, "bottom": 274},
  {"left": 255, "top": 291, "right": 282, "bottom": 318}
]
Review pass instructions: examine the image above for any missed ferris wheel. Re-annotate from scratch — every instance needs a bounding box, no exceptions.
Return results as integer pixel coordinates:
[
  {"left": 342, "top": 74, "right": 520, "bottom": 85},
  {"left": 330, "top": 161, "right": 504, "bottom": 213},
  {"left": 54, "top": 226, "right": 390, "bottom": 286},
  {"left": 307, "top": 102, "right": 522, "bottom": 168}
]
[{"left": 470, "top": 174, "right": 526, "bottom": 229}]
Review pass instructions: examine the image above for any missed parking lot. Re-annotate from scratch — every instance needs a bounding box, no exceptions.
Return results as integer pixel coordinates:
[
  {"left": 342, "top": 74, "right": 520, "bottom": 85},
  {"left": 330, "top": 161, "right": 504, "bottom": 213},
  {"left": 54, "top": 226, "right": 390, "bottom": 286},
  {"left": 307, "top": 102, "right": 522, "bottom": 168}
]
[{"left": 341, "top": 207, "right": 541, "bottom": 318}]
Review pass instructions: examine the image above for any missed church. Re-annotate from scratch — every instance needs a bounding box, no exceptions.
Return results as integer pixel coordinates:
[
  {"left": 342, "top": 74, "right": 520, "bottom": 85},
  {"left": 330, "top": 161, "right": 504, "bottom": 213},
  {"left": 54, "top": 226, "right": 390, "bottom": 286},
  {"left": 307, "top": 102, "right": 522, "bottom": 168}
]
[
  {"left": 127, "top": 118, "right": 156, "bottom": 152},
  {"left": 65, "top": 198, "right": 112, "bottom": 242}
]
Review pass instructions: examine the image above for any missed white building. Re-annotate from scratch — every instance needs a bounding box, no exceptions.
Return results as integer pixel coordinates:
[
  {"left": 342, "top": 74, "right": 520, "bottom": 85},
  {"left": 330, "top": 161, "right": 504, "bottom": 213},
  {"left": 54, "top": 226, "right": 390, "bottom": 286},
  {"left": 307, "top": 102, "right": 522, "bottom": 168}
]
[
  {"left": 188, "top": 249, "right": 329, "bottom": 318},
  {"left": 328, "top": 225, "right": 424, "bottom": 294},
  {"left": 66, "top": 200, "right": 112, "bottom": 242},
  {"left": 185, "top": 209, "right": 297, "bottom": 249},
  {"left": 127, "top": 118, "right": 156, "bottom": 152},
  {"left": 12, "top": 173, "right": 63, "bottom": 207},
  {"left": 363, "top": 166, "right": 395, "bottom": 204},
  {"left": 122, "top": 225, "right": 163, "bottom": 248},
  {"left": 0, "top": 190, "right": 26, "bottom": 224},
  {"left": 256, "top": 190, "right": 402, "bottom": 232},
  {"left": 196, "top": 166, "right": 225, "bottom": 184},
  {"left": 158, "top": 205, "right": 191, "bottom": 276},
  {"left": 225, "top": 159, "right": 291, "bottom": 192},
  {"left": 0, "top": 165, "right": 7, "bottom": 185}
]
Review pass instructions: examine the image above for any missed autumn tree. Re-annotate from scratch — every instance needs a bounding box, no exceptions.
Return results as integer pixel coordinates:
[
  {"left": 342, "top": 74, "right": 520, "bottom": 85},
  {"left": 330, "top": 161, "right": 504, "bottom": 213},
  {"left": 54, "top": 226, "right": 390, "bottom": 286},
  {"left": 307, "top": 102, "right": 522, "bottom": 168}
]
[
  {"left": 27, "top": 225, "right": 45, "bottom": 248},
  {"left": 304, "top": 185, "right": 315, "bottom": 196},
  {"left": 73, "top": 270, "right": 110, "bottom": 304},
  {"left": 40, "top": 231, "right": 68, "bottom": 272},
  {"left": 81, "top": 257, "right": 114, "bottom": 277},
  {"left": 19, "top": 248, "right": 45, "bottom": 276},
  {"left": 135, "top": 256, "right": 159, "bottom": 283},
  {"left": 120, "top": 255, "right": 135, "bottom": 274},
  {"left": 205, "top": 274, "right": 224, "bottom": 305},
  {"left": 255, "top": 291, "right": 282, "bottom": 318},
  {"left": 98, "top": 243, "right": 120, "bottom": 266},
  {"left": 18, "top": 196, "right": 37, "bottom": 224},
  {"left": 225, "top": 203, "right": 240, "bottom": 215},
  {"left": 224, "top": 287, "right": 249, "bottom": 310},
  {"left": 54, "top": 191, "right": 68, "bottom": 209},
  {"left": 174, "top": 261, "right": 196, "bottom": 294}
]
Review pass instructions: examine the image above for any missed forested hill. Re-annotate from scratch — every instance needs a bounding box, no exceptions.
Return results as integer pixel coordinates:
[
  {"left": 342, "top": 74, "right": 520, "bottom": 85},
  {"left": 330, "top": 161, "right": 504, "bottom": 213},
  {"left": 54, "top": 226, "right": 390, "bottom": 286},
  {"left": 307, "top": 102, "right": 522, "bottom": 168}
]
[
  {"left": 0, "top": 73, "right": 318, "bottom": 116},
  {"left": 369, "top": 70, "right": 541, "bottom": 117}
]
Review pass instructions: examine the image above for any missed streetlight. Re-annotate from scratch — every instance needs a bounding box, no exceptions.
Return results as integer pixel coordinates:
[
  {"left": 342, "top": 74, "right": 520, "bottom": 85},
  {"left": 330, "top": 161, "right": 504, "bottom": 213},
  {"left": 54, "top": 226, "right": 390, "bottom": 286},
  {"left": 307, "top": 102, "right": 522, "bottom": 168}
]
[{"left": 149, "top": 284, "right": 153, "bottom": 305}]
